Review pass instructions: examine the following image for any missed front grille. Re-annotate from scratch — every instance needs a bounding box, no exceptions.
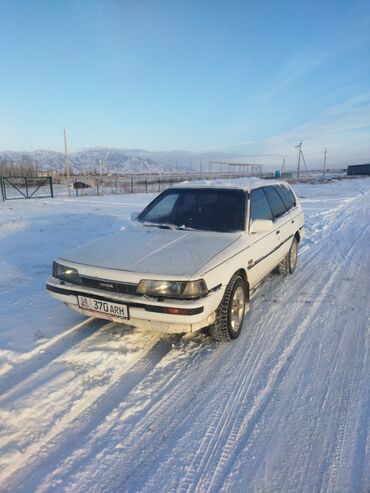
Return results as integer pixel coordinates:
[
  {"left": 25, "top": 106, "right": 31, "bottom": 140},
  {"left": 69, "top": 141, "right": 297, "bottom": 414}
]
[{"left": 78, "top": 276, "right": 138, "bottom": 295}]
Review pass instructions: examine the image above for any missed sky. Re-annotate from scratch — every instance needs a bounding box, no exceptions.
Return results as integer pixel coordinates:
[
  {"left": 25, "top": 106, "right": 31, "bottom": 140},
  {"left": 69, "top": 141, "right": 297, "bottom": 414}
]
[{"left": 0, "top": 0, "right": 369, "bottom": 167}]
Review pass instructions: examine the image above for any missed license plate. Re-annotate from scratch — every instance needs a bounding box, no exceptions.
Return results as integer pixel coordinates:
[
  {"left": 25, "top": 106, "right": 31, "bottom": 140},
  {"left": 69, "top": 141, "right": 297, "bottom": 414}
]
[{"left": 77, "top": 295, "right": 129, "bottom": 319}]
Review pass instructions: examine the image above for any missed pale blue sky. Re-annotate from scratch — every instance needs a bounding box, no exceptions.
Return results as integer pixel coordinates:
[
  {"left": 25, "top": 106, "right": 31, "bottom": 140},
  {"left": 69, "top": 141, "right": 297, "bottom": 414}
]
[{"left": 0, "top": 0, "right": 369, "bottom": 165}]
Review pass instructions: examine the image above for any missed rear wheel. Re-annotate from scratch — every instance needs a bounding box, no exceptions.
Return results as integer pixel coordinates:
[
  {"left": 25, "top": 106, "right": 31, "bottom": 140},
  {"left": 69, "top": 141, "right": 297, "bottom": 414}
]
[
  {"left": 278, "top": 237, "right": 298, "bottom": 276},
  {"left": 209, "top": 274, "right": 247, "bottom": 342}
]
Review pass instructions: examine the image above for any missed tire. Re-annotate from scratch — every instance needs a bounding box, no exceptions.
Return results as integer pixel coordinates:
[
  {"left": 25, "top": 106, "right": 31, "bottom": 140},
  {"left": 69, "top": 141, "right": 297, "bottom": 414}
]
[
  {"left": 278, "top": 237, "right": 298, "bottom": 276},
  {"left": 209, "top": 274, "right": 247, "bottom": 342}
]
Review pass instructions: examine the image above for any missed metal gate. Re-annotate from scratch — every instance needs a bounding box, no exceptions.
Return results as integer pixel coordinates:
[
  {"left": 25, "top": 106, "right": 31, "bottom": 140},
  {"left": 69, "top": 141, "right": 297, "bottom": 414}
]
[{"left": 1, "top": 177, "right": 54, "bottom": 200}]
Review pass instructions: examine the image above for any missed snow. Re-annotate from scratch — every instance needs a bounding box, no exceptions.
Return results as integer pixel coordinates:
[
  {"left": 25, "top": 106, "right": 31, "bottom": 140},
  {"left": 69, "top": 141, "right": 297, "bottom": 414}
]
[{"left": 0, "top": 177, "right": 369, "bottom": 492}]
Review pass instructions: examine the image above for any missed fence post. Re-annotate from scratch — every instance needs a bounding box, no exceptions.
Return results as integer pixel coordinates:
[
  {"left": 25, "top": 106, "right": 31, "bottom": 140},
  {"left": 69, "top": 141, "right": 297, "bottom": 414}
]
[
  {"left": 75, "top": 179, "right": 78, "bottom": 197},
  {"left": 25, "top": 177, "right": 29, "bottom": 198},
  {"left": 49, "top": 177, "right": 54, "bottom": 198},
  {"left": 97, "top": 179, "right": 100, "bottom": 196},
  {"left": 0, "top": 178, "right": 4, "bottom": 201},
  {"left": 145, "top": 178, "right": 148, "bottom": 193},
  {"left": 158, "top": 177, "right": 161, "bottom": 192},
  {"left": 115, "top": 178, "right": 118, "bottom": 194},
  {"left": 131, "top": 177, "right": 134, "bottom": 193}
]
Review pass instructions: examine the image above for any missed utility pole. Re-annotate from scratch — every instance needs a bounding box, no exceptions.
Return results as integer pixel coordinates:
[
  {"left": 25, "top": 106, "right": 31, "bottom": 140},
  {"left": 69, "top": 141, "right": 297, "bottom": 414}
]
[
  {"left": 323, "top": 148, "right": 328, "bottom": 177},
  {"left": 281, "top": 157, "right": 286, "bottom": 174},
  {"left": 64, "top": 129, "right": 71, "bottom": 197},
  {"left": 200, "top": 159, "right": 203, "bottom": 175},
  {"left": 295, "top": 141, "right": 302, "bottom": 180},
  {"left": 99, "top": 159, "right": 103, "bottom": 177}
]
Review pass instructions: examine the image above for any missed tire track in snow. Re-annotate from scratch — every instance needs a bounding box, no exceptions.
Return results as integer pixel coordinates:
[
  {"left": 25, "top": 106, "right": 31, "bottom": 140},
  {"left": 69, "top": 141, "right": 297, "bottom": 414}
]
[
  {"left": 116, "top": 312, "right": 295, "bottom": 493},
  {"left": 40, "top": 337, "right": 212, "bottom": 492},
  {"left": 283, "top": 205, "right": 360, "bottom": 486},
  {"left": 177, "top": 194, "right": 361, "bottom": 492},
  {"left": 318, "top": 220, "right": 370, "bottom": 492},
  {"left": 0, "top": 317, "right": 109, "bottom": 396},
  {"left": 184, "top": 271, "right": 338, "bottom": 493},
  {"left": 219, "top": 190, "right": 370, "bottom": 493},
  {"left": 352, "top": 313, "right": 370, "bottom": 491},
  {"left": 1, "top": 337, "right": 174, "bottom": 493},
  {"left": 121, "top": 264, "right": 338, "bottom": 492},
  {"left": 175, "top": 304, "right": 283, "bottom": 493},
  {"left": 45, "top": 328, "right": 268, "bottom": 493}
]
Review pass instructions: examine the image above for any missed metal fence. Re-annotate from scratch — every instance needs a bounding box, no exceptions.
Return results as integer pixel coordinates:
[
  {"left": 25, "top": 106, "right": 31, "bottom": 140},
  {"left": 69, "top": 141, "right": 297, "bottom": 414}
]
[
  {"left": 0, "top": 176, "right": 54, "bottom": 200},
  {"left": 71, "top": 175, "right": 186, "bottom": 197},
  {"left": 68, "top": 172, "right": 294, "bottom": 197},
  {"left": 0, "top": 172, "right": 295, "bottom": 200}
]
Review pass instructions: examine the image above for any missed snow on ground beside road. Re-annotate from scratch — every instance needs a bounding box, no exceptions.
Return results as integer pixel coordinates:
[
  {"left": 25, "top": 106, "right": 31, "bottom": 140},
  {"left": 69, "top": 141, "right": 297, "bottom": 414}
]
[
  {"left": 0, "top": 177, "right": 369, "bottom": 492},
  {"left": 0, "top": 193, "right": 154, "bottom": 359}
]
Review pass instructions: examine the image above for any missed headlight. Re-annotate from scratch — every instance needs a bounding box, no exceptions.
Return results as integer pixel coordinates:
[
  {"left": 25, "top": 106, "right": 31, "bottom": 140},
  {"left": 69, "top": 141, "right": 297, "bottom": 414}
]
[
  {"left": 53, "top": 262, "right": 80, "bottom": 284},
  {"left": 137, "top": 279, "right": 208, "bottom": 299}
]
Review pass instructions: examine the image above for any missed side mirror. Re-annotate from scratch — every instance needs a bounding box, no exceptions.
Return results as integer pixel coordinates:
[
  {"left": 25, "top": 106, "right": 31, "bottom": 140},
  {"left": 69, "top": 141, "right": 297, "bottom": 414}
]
[
  {"left": 250, "top": 219, "right": 273, "bottom": 234},
  {"left": 130, "top": 211, "right": 139, "bottom": 221}
]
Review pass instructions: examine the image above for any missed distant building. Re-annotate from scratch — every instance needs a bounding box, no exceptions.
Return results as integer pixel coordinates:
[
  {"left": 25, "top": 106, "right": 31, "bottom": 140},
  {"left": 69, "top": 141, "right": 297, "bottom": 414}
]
[{"left": 347, "top": 163, "right": 370, "bottom": 176}]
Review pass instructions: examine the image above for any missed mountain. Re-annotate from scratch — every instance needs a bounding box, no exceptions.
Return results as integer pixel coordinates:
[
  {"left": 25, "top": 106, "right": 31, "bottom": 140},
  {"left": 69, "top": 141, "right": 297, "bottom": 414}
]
[
  {"left": 0, "top": 148, "right": 186, "bottom": 175},
  {"left": 0, "top": 147, "right": 271, "bottom": 175}
]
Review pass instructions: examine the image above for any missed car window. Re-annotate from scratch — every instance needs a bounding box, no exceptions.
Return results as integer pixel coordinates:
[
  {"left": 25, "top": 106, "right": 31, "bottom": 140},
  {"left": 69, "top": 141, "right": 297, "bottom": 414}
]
[
  {"left": 250, "top": 188, "right": 273, "bottom": 222},
  {"left": 141, "top": 192, "right": 180, "bottom": 223},
  {"left": 264, "top": 186, "right": 287, "bottom": 219},
  {"left": 276, "top": 185, "right": 296, "bottom": 210}
]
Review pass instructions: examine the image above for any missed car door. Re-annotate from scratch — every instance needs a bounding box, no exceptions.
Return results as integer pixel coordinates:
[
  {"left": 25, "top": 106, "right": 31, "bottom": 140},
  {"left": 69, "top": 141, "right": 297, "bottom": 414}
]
[
  {"left": 275, "top": 184, "right": 298, "bottom": 252},
  {"left": 264, "top": 186, "right": 291, "bottom": 264},
  {"left": 246, "top": 187, "right": 277, "bottom": 287}
]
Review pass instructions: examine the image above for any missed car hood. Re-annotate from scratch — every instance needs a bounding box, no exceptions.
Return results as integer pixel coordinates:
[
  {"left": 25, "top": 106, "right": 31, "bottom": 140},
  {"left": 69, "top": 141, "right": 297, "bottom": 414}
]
[{"left": 60, "top": 226, "right": 241, "bottom": 278}]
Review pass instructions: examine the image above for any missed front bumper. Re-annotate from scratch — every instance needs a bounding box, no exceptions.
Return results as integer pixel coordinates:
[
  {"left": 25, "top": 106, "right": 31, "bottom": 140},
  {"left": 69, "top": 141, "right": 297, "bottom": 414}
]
[{"left": 46, "top": 277, "right": 223, "bottom": 333}]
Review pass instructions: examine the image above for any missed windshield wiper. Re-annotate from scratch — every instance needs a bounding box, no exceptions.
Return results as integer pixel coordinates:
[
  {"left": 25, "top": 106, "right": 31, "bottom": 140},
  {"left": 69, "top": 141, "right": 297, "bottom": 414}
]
[
  {"left": 143, "top": 222, "right": 175, "bottom": 230},
  {"left": 175, "top": 225, "right": 196, "bottom": 231},
  {"left": 143, "top": 222, "right": 195, "bottom": 231}
]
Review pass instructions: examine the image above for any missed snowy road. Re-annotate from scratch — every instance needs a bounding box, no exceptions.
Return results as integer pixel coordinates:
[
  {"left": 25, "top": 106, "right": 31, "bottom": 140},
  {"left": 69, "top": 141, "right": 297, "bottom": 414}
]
[{"left": 0, "top": 178, "right": 369, "bottom": 492}]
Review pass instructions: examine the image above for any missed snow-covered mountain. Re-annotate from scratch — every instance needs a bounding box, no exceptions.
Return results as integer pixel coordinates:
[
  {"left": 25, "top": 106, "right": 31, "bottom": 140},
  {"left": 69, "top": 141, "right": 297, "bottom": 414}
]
[
  {"left": 0, "top": 148, "right": 185, "bottom": 175},
  {"left": 0, "top": 147, "right": 269, "bottom": 175}
]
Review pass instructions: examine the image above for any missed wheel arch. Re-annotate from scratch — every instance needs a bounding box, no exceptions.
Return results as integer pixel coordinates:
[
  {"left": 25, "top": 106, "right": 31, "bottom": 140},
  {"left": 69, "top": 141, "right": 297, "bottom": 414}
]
[{"left": 234, "top": 268, "right": 250, "bottom": 302}]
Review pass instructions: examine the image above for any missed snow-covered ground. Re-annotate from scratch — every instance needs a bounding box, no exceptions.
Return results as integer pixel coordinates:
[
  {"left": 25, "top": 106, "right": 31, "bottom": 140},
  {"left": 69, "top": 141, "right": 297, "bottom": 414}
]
[{"left": 0, "top": 177, "right": 369, "bottom": 492}]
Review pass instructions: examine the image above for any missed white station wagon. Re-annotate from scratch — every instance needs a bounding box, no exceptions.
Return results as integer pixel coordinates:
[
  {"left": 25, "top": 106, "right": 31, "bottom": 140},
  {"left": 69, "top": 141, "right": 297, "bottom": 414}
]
[{"left": 47, "top": 180, "right": 304, "bottom": 342}]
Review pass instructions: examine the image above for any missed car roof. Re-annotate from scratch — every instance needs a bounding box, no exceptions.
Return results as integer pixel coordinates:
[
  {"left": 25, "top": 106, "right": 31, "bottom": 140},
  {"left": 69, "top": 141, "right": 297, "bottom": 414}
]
[{"left": 172, "top": 177, "right": 290, "bottom": 192}]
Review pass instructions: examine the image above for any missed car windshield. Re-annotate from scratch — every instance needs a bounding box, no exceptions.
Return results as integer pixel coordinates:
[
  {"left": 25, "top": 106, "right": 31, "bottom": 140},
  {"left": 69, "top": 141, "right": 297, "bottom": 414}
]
[{"left": 137, "top": 188, "right": 246, "bottom": 233}]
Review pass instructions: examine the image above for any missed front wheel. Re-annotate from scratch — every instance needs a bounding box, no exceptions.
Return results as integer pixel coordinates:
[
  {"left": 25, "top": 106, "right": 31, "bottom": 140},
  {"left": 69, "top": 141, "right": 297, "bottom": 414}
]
[
  {"left": 278, "top": 237, "right": 298, "bottom": 276},
  {"left": 209, "top": 274, "right": 247, "bottom": 342}
]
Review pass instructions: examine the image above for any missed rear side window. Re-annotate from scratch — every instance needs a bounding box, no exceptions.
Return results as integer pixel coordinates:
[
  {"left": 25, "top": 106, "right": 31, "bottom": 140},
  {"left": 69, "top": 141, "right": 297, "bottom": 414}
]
[
  {"left": 276, "top": 185, "right": 296, "bottom": 210},
  {"left": 250, "top": 188, "right": 273, "bottom": 221},
  {"left": 264, "top": 187, "right": 287, "bottom": 219}
]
